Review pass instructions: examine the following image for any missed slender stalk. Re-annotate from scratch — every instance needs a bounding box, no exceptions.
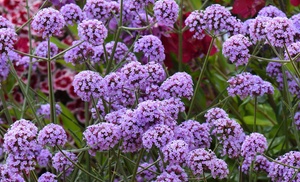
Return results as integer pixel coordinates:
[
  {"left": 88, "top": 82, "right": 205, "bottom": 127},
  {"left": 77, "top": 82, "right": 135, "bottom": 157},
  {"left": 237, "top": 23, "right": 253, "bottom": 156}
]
[
  {"left": 178, "top": 0, "right": 183, "bottom": 71},
  {"left": 20, "top": 0, "right": 34, "bottom": 119},
  {"left": 14, "top": 50, "right": 46, "bottom": 60},
  {"left": 130, "top": 149, "right": 144, "bottom": 182},
  {"left": 84, "top": 101, "right": 91, "bottom": 182},
  {"left": 50, "top": 40, "right": 84, "bottom": 60},
  {"left": 253, "top": 96, "right": 257, "bottom": 132},
  {"left": 30, "top": 171, "right": 38, "bottom": 182},
  {"left": 187, "top": 36, "right": 215, "bottom": 118},
  {"left": 284, "top": 44, "right": 300, "bottom": 79},
  {"left": 250, "top": 55, "right": 289, "bottom": 63},
  {"left": 47, "top": 39, "right": 57, "bottom": 124},
  {"left": 0, "top": 89, "right": 12, "bottom": 124}
]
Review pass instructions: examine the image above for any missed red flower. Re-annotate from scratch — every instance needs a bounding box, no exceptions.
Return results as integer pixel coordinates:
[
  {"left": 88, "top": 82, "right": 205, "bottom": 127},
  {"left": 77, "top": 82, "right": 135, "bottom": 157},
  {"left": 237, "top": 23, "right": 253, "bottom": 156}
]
[
  {"left": 291, "top": 0, "right": 300, "bottom": 6},
  {"left": 232, "top": 0, "right": 266, "bottom": 18},
  {"left": 162, "top": 13, "right": 217, "bottom": 68}
]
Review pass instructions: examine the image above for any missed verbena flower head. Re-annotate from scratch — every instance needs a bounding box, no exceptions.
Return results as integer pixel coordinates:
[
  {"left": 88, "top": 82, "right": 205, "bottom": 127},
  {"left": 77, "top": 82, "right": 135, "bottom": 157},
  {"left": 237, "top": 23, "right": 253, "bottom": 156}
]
[
  {"left": 3, "top": 119, "right": 38, "bottom": 155},
  {"left": 212, "top": 118, "right": 245, "bottom": 158},
  {"left": 136, "top": 162, "right": 157, "bottom": 181},
  {"left": 83, "top": 123, "right": 121, "bottom": 156},
  {"left": 257, "top": 5, "right": 286, "bottom": 18},
  {"left": 60, "top": 3, "right": 83, "bottom": 25},
  {"left": 142, "top": 124, "right": 174, "bottom": 150},
  {"left": 134, "top": 35, "right": 165, "bottom": 63},
  {"left": 242, "top": 155, "right": 271, "bottom": 174},
  {"left": 268, "top": 151, "right": 300, "bottom": 181},
  {"left": 144, "top": 61, "right": 166, "bottom": 85},
  {"left": 78, "top": 19, "right": 107, "bottom": 46},
  {"left": 128, "top": 0, "right": 154, "bottom": 11},
  {"left": 104, "top": 108, "right": 127, "bottom": 125},
  {"left": 210, "top": 159, "right": 229, "bottom": 179},
  {"left": 31, "top": 7, "right": 65, "bottom": 38},
  {"left": 227, "top": 72, "right": 274, "bottom": 99},
  {"left": 241, "top": 133, "right": 268, "bottom": 160},
  {"left": 265, "top": 17, "right": 295, "bottom": 48},
  {"left": 164, "top": 165, "right": 188, "bottom": 181},
  {"left": 162, "top": 140, "right": 189, "bottom": 165},
  {"left": 203, "top": 4, "right": 232, "bottom": 34},
  {"left": 173, "top": 126, "right": 195, "bottom": 149},
  {"left": 38, "top": 172, "right": 57, "bottom": 182},
  {"left": 241, "top": 19, "right": 253, "bottom": 36},
  {"left": 83, "top": 0, "right": 118, "bottom": 21},
  {"left": 249, "top": 16, "right": 271, "bottom": 43},
  {"left": 52, "top": 151, "right": 77, "bottom": 176},
  {"left": 37, "top": 149, "right": 52, "bottom": 167},
  {"left": 186, "top": 148, "right": 216, "bottom": 176},
  {"left": 120, "top": 61, "right": 148, "bottom": 89},
  {"left": 159, "top": 97, "right": 185, "bottom": 120},
  {"left": 185, "top": 10, "right": 205, "bottom": 40},
  {"left": 155, "top": 172, "right": 181, "bottom": 181},
  {"left": 291, "top": 14, "right": 300, "bottom": 34},
  {"left": 0, "top": 53, "right": 11, "bottom": 81},
  {"left": 64, "top": 41, "right": 94, "bottom": 65},
  {"left": 179, "top": 120, "right": 211, "bottom": 149},
  {"left": 284, "top": 42, "right": 300, "bottom": 62},
  {"left": 0, "top": 28, "right": 17, "bottom": 54},
  {"left": 222, "top": 34, "right": 252, "bottom": 67},
  {"left": 35, "top": 41, "right": 59, "bottom": 58},
  {"left": 37, "top": 123, "right": 67, "bottom": 147},
  {"left": 6, "top": 152, "right": 36, "bottom": 174},
  {"left": 36, "top": 103, "right": 62, "bottom": 119},
  {"left": 0, "top": 164, "right": 25, "bottom": 182},
  {"left": 72, "top": 70, "right": 106, "bottom": 101},
  {"left": 204, "top": 107, "right": 229, "bottom": 127},
  {"left": 0, "top": 16, "right": 14, "bottom": 29},
  {"left": 120, "top": 110, "right": 144, "bottom": 152},
  {"left": 294, "top": 112, "right": 300, "bottom": 130},
  {"left": 160, "top": 72, "right": 193, "bottom": 100},
  {"left": 153, "top": 0, "right": 179, "bottom": 27},
  {"left": 225, "top": 16, "right": 244, "bottom": 36}
]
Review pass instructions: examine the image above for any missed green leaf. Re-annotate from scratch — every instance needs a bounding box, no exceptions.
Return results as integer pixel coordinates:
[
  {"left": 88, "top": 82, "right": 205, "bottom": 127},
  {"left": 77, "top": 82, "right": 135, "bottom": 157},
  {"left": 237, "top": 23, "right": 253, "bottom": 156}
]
[
  {"left": 243, "top": 116, "right": 274, "bottom": 126},
  {"left": 50, "top": 37, "right": 69, "bottom": 49}
]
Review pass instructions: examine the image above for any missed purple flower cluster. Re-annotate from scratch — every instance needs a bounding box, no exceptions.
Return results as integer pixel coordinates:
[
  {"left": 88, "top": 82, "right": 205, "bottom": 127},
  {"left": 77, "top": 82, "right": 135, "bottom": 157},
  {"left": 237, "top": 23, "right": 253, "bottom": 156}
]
[
  {"left": 185, "top": 10, "right": 205, "bottom": 39},
  {"left": 37, "top": 149, "right": 52, "bottom": 167},
  {"left": 31, "top": 7, "right": 65, "bottom": 38},
  {"left": 83, "top": 123, "right": 121, "bottom": 155},
  {"left": 64, "top": 41, "right": 94, "bottom": 65},
  {"left": 153, "top": 0, "right": 179, "bottom": 27},
  {"left": 52, "top": 151, "right": 78, "bottom": 176},
  {"left": 0, "top": 164, "right": 25, "bottom": 182},
  {"left": 60, "top": 3, "right": 83, "bottom": 25},
  {"left": 0, "top": 16, "right": 14, "bottom": 29},
  {"left": 37, "top": 103, "right": 62, "bottom": 119},
  {"left": 241, "top": 133, "right": 268, "bottom": 160},
  {"left": 35, "top": 41, "right": 59, "bottom": 58},
  {"left": 72, "top": 70, "right": 106, "bottom": 101},
  {"left": 160, "top": 72, "right": 193, "bottom": 100},
  {"left": 78, "top": 19, "right": 108, "bottom": 46},
  {"left": 204, "top": 107, "right": 229, "bottom": 127},
  {"left": 222, "top": 34, "right": 252, "bottom": 66},
  {"left": 227, "top": 72, "right": 274, "bottom": 99},
  {"left": 37, "top": 123, "right": 67, "bottom": 147},
  {"left": 0, "top": 53, "right": 12, "bottom": 81},
  {"left": 265, "top": 17, "right": 295, "bottom": 48},
  {"left": 249, "top": 16, "right": 271, "bottom": 43},
  {"left": 257, "top": 5, "right": 286, "bottom": 18},
  {"left": 210, "top": 158, "right": 229, "bottom": 179},
  {"left": 186, "top": 149, "right": 215, "bottom": 175},
  {"left": 284, "top": 42, "right": 300, "bottom": 62},
  {"left": 83, "top": 0, "right": 118, "bottom": 21},
  {"left": 142, "top": 124, "right": 174, "bottom": 150},
  {"left": 179, "top": 120, "right": 211, "bottom": 149},
  {"left": 38, "top": 172, "right": 57, "bottom": 182},
  {"left": 268, "top": 151, "right": 300, "bottom": 181},
  {"left": 162, "top": 140, "right": 189, "bottom": 165},
  {"left": 0, "top": 28, "right": 17, "bottom": 54},
  {"left": 242, "top": 155, "right": 271, "bottom": 174},
  {"left": 134, "top": 35, "right": 165, "bottom": 63},
  {"left": 212, "top": 117, "right": 245, "bottom": 158},
  {"left": 104, "top": 41, "right": 134, "bottom": 64}
]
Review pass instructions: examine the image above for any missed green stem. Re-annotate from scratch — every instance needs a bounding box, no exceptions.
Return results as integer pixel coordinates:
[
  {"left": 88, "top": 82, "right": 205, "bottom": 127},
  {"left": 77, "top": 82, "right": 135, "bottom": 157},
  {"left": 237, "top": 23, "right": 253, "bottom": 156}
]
[
  {"left": 253, "top": 96, "right": 257, "bottom": 132},
  {"left": 187, "top": 36, "right": 215, "bottom": 118},
  {"left": 0, "top": 89, "right": 12, "bottom": 124},
  {"left": 130, "top": 149, "right": 144, "bottom": 182},
  {"left": 50, "top": 40, "right": 84, "bottom": 60},
  {"left": 47, "top": 39, "right": 57, "bottom": 124},
  {"left": 284, "top": 44, "right": 300, "bottom": 79},
  {"left": 14, "top": 50, "right": 46, "bottom": 60},
  {"left": 20, "top": 0, "right": 34, "bottom": 119},
  {"left": 178, "top": 0, "right": 183, "bottom": 71},
  {"left": 250, "top": 55, "right": 289, "bottom": 63}
]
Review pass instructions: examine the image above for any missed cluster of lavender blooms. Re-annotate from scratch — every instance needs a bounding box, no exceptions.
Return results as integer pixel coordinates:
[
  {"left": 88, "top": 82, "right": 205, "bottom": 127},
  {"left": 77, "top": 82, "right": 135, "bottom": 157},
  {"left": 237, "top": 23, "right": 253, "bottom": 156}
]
[
  {"left": 1, "top": 119, "right": 75, "bottom": 181},
  {"left": 227, "top": 72, "right": 274, "bottom": 99}
]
